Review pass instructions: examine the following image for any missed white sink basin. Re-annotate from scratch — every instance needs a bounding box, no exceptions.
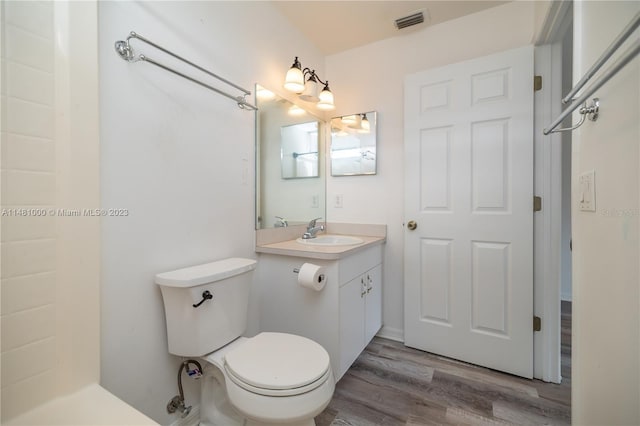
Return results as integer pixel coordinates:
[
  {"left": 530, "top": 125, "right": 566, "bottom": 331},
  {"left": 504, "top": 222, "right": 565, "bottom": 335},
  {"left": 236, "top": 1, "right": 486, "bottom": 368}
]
[{"left": 296, "top": 235, "right": 364, "bottom": 246}]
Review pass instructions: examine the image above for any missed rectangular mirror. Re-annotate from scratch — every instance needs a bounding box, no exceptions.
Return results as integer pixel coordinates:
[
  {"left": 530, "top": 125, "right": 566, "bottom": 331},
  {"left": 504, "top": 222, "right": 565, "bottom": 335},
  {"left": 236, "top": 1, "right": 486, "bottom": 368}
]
[
  {"left": 330, "top": 111, "right": 377, "bottom": 176},
  {"left": 281, "top": 121, "right": 319, "bottom": 179},
  {"left": 255, "top": 84, "right": 325, "bottom": 229}
]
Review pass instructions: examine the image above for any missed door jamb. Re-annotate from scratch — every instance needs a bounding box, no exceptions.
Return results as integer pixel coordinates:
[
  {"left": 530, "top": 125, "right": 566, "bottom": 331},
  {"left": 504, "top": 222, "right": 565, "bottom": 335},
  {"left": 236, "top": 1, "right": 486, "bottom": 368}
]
[
  {"left": 533, "top": 43, "right": 563, "bottom": 383},
  {"left": 533, "top": 0, "right": 572, "bottom": 383}
]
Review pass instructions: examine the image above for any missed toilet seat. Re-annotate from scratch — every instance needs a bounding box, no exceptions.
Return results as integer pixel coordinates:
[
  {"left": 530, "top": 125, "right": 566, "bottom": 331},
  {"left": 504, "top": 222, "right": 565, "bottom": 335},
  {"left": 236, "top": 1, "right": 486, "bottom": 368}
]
[
  {"left": 225, "top": 364, "right": 332, "bottom": 397},
  {"left": 223, "top": 332, "right": 331, "bottom": 397}
]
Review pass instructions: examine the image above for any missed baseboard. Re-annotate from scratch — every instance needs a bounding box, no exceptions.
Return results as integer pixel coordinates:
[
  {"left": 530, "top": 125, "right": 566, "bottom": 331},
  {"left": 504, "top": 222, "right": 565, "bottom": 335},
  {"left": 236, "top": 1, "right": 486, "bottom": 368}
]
[
  {"left": 377, "top": 326, "right": 404, "bottom": 343},
  {"left": 169, "top": 404, "right": 200, "bottom": 426}
]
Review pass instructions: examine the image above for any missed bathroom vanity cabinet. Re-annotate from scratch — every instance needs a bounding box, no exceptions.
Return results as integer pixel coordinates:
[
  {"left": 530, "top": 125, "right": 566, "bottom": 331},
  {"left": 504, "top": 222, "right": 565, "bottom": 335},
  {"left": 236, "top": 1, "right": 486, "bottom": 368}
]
[
  {"left": 256, "top": 242, "right": 383, "bottom": 381},
  {"left": 339, "top": 263, "right": 382, "bottom": 375}
]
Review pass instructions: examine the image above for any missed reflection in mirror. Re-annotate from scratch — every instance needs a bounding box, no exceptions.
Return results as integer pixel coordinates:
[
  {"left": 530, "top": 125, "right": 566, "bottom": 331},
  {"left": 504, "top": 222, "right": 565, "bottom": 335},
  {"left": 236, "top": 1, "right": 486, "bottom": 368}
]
[
  {"left": 255, "top": 84, "right": 325, "bottom": 229},
  {"left": 281, "top": 121, "right": 319, "bottom": 179},
  {"left": 330, "top": 112, "right": 377, "bottom": 176}
]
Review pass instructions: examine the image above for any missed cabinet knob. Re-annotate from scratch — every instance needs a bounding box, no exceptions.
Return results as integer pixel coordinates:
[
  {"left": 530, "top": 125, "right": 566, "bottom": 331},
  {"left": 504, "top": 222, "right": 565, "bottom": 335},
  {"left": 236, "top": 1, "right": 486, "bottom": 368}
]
[{"left": 407, "top": 220, "right": 418, "bottom": 231}]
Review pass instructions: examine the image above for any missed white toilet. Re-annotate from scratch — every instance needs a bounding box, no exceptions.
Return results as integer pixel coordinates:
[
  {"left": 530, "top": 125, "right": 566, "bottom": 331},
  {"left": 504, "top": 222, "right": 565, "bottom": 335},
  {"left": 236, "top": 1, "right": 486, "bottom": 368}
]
[{"left": 155, "top": 257, "right": 335, "bottom": 426}]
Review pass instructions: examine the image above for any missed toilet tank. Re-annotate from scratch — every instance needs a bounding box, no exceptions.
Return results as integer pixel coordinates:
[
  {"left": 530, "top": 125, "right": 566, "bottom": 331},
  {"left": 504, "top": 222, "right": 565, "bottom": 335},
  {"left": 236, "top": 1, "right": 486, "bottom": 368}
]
[{"left": 155, "top": 258, "right": 257, "bottom": 357}]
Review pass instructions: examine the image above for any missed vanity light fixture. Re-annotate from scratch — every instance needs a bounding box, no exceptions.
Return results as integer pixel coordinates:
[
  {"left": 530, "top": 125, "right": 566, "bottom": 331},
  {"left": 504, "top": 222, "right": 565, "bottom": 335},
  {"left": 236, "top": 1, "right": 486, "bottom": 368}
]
[
  {"left": 360, "top": 114, "right": 370, "bottom": 132},
  {"left": 284, "top": 56, "right": 335, "bottom": 110},
  {"left": 337, "top": 114, "right": 370, "bottom": 133}
]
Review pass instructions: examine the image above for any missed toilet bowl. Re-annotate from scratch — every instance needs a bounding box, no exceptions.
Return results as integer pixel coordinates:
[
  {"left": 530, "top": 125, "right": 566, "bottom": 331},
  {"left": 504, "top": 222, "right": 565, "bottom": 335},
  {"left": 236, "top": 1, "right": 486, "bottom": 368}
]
[
  {"left": 202, "top": 333, "right": 334, "bottom": 425},
  {"left": 155, "top": 258, "right": 335, "bottom": 425}
]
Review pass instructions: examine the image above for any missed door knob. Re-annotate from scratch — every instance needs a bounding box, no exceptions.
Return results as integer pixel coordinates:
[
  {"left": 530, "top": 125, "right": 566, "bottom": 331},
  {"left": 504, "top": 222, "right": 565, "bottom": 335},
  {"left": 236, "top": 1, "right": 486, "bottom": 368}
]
[{"left": 407, "top": 220, "right": 418, "bottom": 231}]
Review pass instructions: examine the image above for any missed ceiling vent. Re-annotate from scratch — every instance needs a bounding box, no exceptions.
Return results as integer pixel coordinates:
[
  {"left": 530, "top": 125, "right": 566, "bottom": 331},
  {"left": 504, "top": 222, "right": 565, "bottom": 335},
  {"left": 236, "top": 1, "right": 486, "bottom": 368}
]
[{"left": 394, "top": 11, "right": 425, "bottom": 30}]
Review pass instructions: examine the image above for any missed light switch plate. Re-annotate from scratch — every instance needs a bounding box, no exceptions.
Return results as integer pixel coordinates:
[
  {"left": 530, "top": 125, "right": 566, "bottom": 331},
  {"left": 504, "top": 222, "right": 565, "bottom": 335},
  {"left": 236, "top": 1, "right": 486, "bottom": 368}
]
[{"left": 579, "top": 170, "right": 596, "bottom": 212}]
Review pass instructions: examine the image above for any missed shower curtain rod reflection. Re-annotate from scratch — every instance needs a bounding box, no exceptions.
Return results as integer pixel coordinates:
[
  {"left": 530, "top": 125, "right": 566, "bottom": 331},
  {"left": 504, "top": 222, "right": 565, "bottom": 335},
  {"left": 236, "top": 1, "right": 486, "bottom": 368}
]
[{"left": 114, "top": 31, "right": 257, "bottom": 111}]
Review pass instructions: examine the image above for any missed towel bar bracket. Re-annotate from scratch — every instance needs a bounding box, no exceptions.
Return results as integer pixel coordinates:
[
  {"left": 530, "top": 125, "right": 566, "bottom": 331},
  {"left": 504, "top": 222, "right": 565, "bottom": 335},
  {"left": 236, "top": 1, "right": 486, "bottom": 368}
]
[
  {"left": 584, "top": 98, "right": 599, "bottom": 122},
  {"left": 543, "top": 12, "right": 639, "bottom": 135},
  {"left": 547, "top": 98, "right": 599, "bottom": 134}
]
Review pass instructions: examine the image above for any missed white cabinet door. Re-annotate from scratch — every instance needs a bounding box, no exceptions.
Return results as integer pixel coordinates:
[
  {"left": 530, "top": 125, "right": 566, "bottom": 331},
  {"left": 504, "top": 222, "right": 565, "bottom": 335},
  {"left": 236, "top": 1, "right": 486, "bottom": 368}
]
[
  {"left": 364, "top": 264, "right": 382, "bottom": 343},
  {"left": 339, "top": 275, "right": 366, "bottom": 377}
]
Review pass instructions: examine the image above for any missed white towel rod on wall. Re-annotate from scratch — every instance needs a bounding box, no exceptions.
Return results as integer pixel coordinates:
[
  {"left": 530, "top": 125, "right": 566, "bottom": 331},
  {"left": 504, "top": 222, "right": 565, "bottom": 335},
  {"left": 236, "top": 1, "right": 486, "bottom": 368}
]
[
  {"left": 114, "top": 31, "right": 257, "bottom": 111},
  {"left": 544, "top": 12, "right": 640, "bottom": 135}
]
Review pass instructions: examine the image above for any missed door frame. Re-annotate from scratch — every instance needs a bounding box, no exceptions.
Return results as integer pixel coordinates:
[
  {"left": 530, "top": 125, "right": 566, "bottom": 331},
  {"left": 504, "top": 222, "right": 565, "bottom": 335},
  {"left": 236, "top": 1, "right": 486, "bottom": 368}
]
[{"left": 533, "top": 0, "right": 572, "bottom": 383}]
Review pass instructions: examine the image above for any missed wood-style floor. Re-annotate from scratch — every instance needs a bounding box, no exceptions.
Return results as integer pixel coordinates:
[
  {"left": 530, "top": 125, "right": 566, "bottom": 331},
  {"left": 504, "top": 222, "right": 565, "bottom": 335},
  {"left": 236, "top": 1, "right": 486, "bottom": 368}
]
[{"left": 316, "top": 301, "right": 572, "bottom": 425}]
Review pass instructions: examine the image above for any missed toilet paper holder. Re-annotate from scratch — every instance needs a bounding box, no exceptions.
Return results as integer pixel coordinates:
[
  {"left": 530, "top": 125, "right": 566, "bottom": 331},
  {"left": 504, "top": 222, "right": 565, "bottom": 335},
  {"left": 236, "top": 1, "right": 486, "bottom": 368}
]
[{"left": 293, "top": 266, "right": 325, "bottom": 281}]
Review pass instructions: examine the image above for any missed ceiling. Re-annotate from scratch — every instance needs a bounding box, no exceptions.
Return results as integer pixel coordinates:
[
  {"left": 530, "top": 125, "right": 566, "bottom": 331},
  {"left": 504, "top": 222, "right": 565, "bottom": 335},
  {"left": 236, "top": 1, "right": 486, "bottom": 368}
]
[{"left": 273, "top": 1, "right": 510, "bottom": 55}]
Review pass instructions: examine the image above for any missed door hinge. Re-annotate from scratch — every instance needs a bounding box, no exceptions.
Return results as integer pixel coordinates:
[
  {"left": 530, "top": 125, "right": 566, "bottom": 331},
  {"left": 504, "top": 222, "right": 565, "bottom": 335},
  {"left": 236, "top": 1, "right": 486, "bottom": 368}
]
[
  {"left": 533, "top": 196, "right": 542, "bottom": 212},
  {"left": 534, "top": 75, "right": 542, "bottom": 92},
  {"left": 533, "top": 316, "right": 542, "bottom": 332}
]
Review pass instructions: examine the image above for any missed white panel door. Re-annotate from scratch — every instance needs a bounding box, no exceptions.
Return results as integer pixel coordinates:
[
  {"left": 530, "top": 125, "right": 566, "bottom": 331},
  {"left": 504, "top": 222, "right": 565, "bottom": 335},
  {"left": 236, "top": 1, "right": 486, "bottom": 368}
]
[{"left": 404, "top": 46, "right": 534, "bottom": 378}]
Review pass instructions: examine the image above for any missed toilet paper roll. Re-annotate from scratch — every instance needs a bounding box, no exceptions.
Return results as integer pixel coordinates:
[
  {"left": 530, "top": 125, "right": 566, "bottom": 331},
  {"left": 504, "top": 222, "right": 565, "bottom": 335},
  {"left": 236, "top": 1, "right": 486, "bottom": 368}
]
[{"left": 297, "top": 263, "right": 327, "bottom": 291}]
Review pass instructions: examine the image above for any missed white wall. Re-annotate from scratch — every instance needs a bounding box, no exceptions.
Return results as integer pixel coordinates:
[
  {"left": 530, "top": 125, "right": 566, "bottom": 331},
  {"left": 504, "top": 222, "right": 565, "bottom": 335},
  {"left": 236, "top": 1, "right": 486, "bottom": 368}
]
[
  {"left": 98, "top": 2, "right": 324, "bottom": 423},
  {"left": 572, "top": 1, "right": 640, "bottom": 423},
  {"left": 1, "top": 1, "right": 100, "bottom": 421},
  {"left": 325, "top": 1, "right": 539, "bottom": 339}
]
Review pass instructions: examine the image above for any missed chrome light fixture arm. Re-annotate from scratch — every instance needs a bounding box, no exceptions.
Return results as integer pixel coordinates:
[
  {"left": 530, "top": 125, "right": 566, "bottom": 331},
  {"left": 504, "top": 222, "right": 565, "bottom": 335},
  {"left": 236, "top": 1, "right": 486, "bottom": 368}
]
[{"left": 302, "top": 68, "right": 329, "bottom": 89}]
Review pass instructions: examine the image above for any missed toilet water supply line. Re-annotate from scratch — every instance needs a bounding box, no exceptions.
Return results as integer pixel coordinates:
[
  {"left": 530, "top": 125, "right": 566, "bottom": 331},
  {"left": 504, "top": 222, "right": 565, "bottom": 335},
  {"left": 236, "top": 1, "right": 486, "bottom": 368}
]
[{"left": 167, "top": 359, "right": 203, "bottom": 417}]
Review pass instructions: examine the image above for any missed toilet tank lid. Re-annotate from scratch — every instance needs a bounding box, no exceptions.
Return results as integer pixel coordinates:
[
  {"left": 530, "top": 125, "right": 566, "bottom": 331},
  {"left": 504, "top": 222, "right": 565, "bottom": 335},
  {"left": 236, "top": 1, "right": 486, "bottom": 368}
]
[{"left": 155, "top": 258, "right": 257, "bottom": 288}]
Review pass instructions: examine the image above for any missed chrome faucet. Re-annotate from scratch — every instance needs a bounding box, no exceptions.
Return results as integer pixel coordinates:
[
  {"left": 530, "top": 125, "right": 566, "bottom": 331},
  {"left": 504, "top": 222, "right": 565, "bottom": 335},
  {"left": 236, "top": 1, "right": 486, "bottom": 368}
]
[
  {"left": 302, "top": 217, "right": 325, "bottom": 239},
  {"left": 274, "top": 216, "right": 288, "bottom": 227}
]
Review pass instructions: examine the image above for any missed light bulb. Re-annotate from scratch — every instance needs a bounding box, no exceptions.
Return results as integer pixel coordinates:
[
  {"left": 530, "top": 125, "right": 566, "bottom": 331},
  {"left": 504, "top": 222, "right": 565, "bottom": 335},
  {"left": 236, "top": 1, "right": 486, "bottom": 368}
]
[
  {"left": 361, "top": 114, "right": 370, "bottom": 132},
  {"left": 284, "top": 57, "right": 304, "bottom": 93},
  {"left": 317, "top": 85, "right": 335, "bottom": 110},
  {"left": 256, "top": 87, "right": 275, "bottom": 100},
  {"left": 284, "top": 67, "right": 304, "bottom": 93},
  {"left": 299, "top": 77, "right": 319, "bottom": 102},
  {"left": 288, "top": 105, "right": 306, "bottom": 116}
]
